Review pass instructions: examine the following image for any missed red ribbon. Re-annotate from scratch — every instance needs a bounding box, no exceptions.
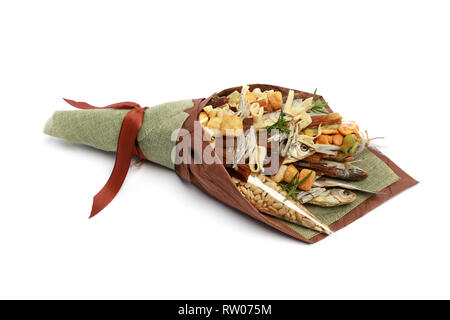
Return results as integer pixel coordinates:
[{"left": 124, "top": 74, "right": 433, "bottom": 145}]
[{"left": 63, "top": 98, "right": 148, "bottom": 218}]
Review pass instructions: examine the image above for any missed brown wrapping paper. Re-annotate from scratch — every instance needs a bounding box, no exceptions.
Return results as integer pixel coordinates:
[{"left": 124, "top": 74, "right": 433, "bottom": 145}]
[{"left": 175, "top": 84, "right": 418, "bottom": 243}]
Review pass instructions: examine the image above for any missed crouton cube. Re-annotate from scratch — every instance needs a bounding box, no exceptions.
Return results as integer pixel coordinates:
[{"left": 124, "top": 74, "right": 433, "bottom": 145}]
[
  {"left": 283, "top": 165, "right": 299, "bottom": 183},
  {"left": 220, "top": 115, "right": 243, "bottom": 137},
  {"left": 199, "top": 112, "right": 209, "bottom": 128},
  {"left": 297, "top": 169, "right": 316, "bottom": 191},
  {"left": 267, "top": 91, "right": 283, "bottom": 110},
  {"left": 207, "top": 117, "right": 222, "bottom": 130},
  {"left": 245, "top": 92, "right": 258, "bottom": 104}
]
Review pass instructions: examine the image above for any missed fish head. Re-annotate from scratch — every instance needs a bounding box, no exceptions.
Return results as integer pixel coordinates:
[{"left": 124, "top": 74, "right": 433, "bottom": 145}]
[
  {"left": 282, "top": 142, "right": 316, "bottom": 164},
  {"left": 331, "top": 189, "right": 357, "bottom": 204},
  {"left": 293, "top": 142, "right": 316, "bottom": 159},
  {"left": 345, "top": 164, "right": 369, "bottom": 181}
]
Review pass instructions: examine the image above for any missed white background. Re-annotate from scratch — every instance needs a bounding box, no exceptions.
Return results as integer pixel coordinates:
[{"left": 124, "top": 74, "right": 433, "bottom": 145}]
[{"left": 0, "top": 0, "right": 449, "bottom": 299}]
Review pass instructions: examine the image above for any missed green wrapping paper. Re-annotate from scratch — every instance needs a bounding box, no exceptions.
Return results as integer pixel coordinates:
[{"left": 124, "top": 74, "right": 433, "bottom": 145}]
[{"left": 44, "top": 99, "right": 194, "bottom": 169}]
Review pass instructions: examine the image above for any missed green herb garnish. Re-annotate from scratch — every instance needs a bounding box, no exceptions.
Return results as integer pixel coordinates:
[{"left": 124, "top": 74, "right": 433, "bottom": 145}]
[
  {"left": 278, "top": 170, "right": 313, "bottom": 200},
  {"left": 310, "top": 88, "right": 329, "bottom": 114},
  {"left": 267, "top": 107, "right": 291, "bottom": 134}
]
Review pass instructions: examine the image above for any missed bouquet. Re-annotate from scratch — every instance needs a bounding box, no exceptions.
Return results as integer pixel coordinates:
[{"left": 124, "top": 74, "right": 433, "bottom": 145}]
[{"left": 44, "top": 84, "right": 417, "bottom": 243}]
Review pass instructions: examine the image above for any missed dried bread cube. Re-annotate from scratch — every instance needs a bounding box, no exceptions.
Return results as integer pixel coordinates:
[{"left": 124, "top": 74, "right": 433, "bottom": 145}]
[
  {"left": 283, "top": 164, "right": 299, "bottom": 183},
  {"left": 220, "top": 115, "right": 243, "bottom": 137},
  {"left": 245, "top": 92, "right": 258, "bottom": 104},
  {"left": 297, "top": 169, "right": 315, "bottom": 191},
  {"left": 227, "top": 91, "right": 241, "bottom": 106},
  {"left": 199, "top": 112, "right": 209, "bottom": 128},
  {"left": 207, "top": 116, "right": 222, "bottom": 129},
  {"left": 283, "top": 165, "right": 316, "bottom": 191},
  {"left": 267, "top": 91, "right": 283, "bottom": 110}
]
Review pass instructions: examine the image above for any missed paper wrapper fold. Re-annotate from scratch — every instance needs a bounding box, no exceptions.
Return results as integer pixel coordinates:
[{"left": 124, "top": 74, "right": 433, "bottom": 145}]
[{"left": 44, "top": 84, "right": 418, "bottom": 243}]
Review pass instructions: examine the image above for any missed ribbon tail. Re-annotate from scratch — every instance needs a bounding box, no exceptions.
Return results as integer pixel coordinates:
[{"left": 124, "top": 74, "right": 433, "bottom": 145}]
[
  {"left": 89, "top": 108, "right": 145, "bottom": 218},
  {"left": 63, "top": 98, "right": 97, "bottom": 109}
]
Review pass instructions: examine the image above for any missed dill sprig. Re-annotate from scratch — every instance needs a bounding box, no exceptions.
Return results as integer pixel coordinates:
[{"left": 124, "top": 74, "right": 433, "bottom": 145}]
[
  {"left": 278, "top": 170, "right": 313, "bottom": 199},
  {"left": 267, "top": 107, "right": 291, "bottom": 134},
  {"left": 310, "top": 88, "right": 329, "bottom": 114}
]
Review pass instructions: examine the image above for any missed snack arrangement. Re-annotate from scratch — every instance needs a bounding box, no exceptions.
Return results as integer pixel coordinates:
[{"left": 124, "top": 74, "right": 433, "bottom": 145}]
[
  {"left": 44, "top": 84, "right": 417, "bottom": 243},
  {"left": 197, "top": 85, "right": 376, "bottom": 234}
]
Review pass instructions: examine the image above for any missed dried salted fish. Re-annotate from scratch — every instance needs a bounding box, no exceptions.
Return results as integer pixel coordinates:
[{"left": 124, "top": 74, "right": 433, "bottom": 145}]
[
  {"left": 307, "top": 188, "right": 357, "bottom": 207},
  {"left": 296, "top": 187, "right": 327, "bottom": 204},
  {"left": 282, "top": 125, "right": 316, "bottom": 163},
  {"left": 280, "top": 123, "right": 295, "bottom": 157},
  {"left": 267, "top": 130, "right": 288, "bottom": 143},
  {"left": 295, "top": 160, "right": 368, "bottom": 181},
  {"left": 283, "top": 142, "right": 316, "bottom": 164},
  {"left": 313, "top": 143, "right": 341, "bottom": 155},
  {"left": 313, "top": 177, "right": 376, "bottom": 193}
]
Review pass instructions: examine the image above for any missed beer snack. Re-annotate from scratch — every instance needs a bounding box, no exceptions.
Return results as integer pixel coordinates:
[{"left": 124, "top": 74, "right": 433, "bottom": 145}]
[{"left": 44, "top": 84, "right": 417, "bottom": 243}]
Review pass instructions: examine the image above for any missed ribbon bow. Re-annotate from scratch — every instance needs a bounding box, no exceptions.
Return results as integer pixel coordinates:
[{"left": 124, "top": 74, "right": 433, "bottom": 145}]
[{"left": 63, "top": 98, "right": 148, "bottom": 218}]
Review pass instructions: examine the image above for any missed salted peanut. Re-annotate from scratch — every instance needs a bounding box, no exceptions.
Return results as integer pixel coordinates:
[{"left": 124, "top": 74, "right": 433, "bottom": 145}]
[
  {"left": 220, "top": 115, "right": 243, "bottom": 137},
  {"left": 199, "top": 112, "right": 209, "bottom": 128},
  {"left": 298, "top": 169, "right": 316, "bottom": 191},
  {"left": 233, "top": 176, "right": 331, "bottom": 234},
  {"left": 273, "top": 165, "right": 288, "bottom": 183},
  {"left": 207, "top": 116, "right": 222, "bottom": 131},
  {"left": 316, "top": 135, "right": 330, "bottom": 144},
  {"left": 245, "top": 92, "right": 258, "bottom": 104},
  {"left": 332, "top": 134, "right": 344, "bottom": 146},
  {"left": 267, "top": 91, "right": 283, "bottom": 110},
  {"left": 283, "top": 164, "right": 299, "bottom": 183}
]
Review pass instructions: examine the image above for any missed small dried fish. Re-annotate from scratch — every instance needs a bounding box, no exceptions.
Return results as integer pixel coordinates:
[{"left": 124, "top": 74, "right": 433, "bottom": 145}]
[
  {"left": 295, "top": 160, "right": 368, "bottom": 181},
  {"left": 308, "top": 188, "right": 357, "bottom": 207},
  {"left": 313, "top": 177, "right": 376, "bottom": 193},
  {"left": 313, "top": 143, "right": 341, "bottom": 155},
  {"left": 284, "top": 142, "right": 316, "bottom": 164},
  {"left": 282, "top": 126, "right": 316, "bottom": 163},
  {"left": 267, "top": 131, "right": 288, "bottom": 143},
  {"left": 296, "top": 187, "right": 327, "bottom": 204},
  {"left": 280, "top": 123, "right": 295, "bottom": 157}
]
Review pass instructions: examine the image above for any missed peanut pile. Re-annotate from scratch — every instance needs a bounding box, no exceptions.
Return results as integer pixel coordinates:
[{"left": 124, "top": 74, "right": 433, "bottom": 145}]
[{"left": 232, "top": 175, "right": 325, "bottom": 233}]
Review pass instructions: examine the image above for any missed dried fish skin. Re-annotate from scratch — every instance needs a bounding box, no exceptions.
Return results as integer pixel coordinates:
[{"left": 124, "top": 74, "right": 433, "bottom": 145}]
[
  {"left": 308, "top": 188, "right": 357, "bottom": 207},
  {"left": 295, "top": 160, "right": 368, "bottom": 181},
  {"left": 312, "top": 177, "right": 376, "bottom": 193},
  {"left": 296, "top": 187, "right": 327, "bottom": 204}
]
